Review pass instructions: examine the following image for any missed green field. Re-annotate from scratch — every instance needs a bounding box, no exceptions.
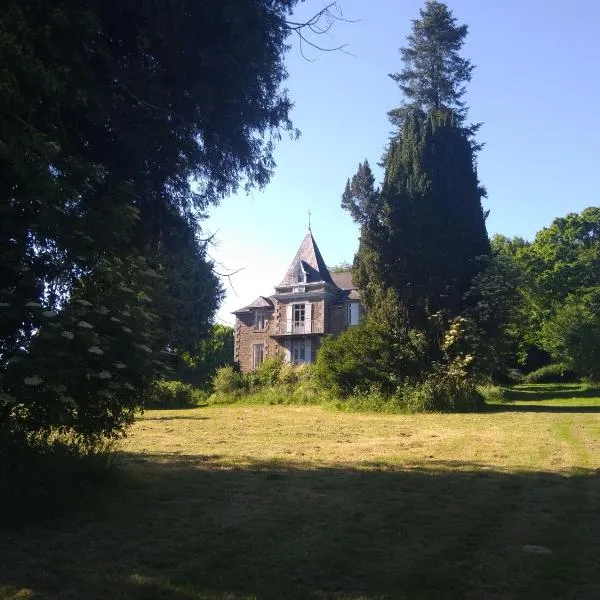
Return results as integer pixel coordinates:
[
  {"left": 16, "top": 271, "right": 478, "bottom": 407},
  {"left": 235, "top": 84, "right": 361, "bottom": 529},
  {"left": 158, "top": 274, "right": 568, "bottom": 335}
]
[{"left": 2, "top": 384, "right": 600, "bottom": 599}]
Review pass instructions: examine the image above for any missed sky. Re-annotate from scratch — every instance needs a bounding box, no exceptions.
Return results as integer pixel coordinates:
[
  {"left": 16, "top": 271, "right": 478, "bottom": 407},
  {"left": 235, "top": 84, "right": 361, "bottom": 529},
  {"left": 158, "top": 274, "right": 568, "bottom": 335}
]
[{"left": 205, "top": 0, "right": 600, "bottom": 326}]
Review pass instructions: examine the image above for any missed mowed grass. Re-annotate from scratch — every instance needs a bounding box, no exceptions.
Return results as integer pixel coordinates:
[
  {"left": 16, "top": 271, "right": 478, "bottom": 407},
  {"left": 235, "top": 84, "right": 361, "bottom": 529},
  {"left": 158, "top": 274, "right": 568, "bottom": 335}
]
[{"left": 2, "top": 384, "right": 600, "bottom": 599}]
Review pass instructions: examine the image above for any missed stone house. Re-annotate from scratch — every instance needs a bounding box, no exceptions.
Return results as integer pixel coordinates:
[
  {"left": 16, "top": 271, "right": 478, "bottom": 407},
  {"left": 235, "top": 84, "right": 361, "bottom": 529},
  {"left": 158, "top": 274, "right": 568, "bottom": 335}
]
[{"left": 232, "top": 229, "right": 363, "bottom": 371}]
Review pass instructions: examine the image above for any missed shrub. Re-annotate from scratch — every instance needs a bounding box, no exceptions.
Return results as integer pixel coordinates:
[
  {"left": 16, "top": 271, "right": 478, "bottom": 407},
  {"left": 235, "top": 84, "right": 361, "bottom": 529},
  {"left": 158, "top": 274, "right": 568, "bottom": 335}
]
[
  {"left": 146, "top": 380, "right": 206, "bottom": 409},
  {"left": 212, "top": 365, "right": 247, "bottom": 396},
  {"left": 249, "top": 355, "right": 284, "bottom": 388},
  {"left": 314, "top": 318, "right": 427, "bottom": 397},
  {"left": 477, "top": 384, "right": 510, "bottom": 404},
  {"left": 523, "top": 363, "right": 579, "bottom": 384},
  {"left": 401, "top": 370, "right": 484, "bottom": 413}
]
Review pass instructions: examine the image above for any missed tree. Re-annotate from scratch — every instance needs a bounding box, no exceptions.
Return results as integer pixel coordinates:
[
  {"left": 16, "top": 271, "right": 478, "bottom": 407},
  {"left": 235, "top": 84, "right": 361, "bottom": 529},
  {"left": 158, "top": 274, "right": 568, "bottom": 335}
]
[
  {"left": 179, "top": 325, "right": 235, "bottom": 386},
  {"left": 540, "top": 288, "right": 600, "bottom": 380},
  {"left": 388, "top": 1, "right": 474, "bottom": 128},
  {"left": 508, "top": 208, "right": 600, "bottom": 372},
  {"left": 0, "top": 0, "right": 312, "bottom": 447},
  {"left": 339, "top": 2, "right": 491, "bottom": 397},
  {"left": 349, "top": 109, "right": 489, "bottom": 330}
]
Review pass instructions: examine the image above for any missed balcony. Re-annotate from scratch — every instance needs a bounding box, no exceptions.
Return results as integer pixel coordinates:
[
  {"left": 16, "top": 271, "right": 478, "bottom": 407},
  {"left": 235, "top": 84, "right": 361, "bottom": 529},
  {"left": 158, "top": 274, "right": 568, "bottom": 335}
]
[{"left": 274, "top": 320, "right": 324, "bottom": 335}]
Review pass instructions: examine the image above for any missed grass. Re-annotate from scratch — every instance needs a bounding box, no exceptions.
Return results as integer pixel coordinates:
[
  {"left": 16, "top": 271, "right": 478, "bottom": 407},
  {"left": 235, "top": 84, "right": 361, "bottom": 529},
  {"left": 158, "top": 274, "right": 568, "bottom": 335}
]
[{"left": 1, "top": 383, "right": 600, "bottom": 599}]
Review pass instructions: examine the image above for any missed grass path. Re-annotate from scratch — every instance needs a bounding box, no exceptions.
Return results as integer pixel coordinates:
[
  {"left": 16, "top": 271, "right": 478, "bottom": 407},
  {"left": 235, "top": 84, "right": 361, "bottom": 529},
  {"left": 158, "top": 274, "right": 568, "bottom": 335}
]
[{"left": 1, "top": 384, "right": 600, "bottom": 599}]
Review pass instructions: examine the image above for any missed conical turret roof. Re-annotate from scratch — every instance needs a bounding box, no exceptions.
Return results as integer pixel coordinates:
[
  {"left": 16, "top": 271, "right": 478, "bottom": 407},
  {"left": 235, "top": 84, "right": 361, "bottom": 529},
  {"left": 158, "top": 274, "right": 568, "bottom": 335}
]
[{"left": 278, "top": 230, "right": 334, "bottom": 287}]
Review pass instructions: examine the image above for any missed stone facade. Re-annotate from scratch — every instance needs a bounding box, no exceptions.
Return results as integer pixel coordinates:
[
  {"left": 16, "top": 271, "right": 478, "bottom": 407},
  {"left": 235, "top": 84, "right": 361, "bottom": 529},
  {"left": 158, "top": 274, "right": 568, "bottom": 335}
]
[{"left": 232, "top": 230, "right": 363, "bottom": 372}]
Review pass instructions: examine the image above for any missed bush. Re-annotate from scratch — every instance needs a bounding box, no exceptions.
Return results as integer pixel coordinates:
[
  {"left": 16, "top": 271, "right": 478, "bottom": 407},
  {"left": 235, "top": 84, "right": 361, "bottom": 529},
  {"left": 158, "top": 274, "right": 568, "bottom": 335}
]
[
  {"left": 477, "top": 384, "right": 510, "bottom": 404},
  {"left": 523, "top": 363, "right": 579, "bottom": 384},
  {"left": 212, "top": 365, "right": 247, "bottom": 396},
  {"left": 249, "top": 355, "right": 284, "bottom": 388},
  {"left": 402, "top": 372, "right": 484, "bottom": 413},
  {"left": 314, "top": 318, "right": 427, "bottom": 397},
  {"left": 146, "top": 380, "right": 207, "bottom": 409}
]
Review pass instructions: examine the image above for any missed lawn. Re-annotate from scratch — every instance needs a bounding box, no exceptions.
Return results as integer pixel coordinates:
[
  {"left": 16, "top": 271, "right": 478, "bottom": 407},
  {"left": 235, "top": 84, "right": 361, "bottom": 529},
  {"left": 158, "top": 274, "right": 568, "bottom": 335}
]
[{"left": 2, "top": 384, "right": 600, "bottom": 599}]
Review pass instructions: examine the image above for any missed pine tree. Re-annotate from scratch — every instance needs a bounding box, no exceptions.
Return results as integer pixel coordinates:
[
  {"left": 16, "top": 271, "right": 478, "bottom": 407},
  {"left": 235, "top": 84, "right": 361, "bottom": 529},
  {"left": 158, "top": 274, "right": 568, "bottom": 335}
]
[
  {"left": 388, "top": 0, "right": 474, "bottom": 129},
  {"left": 343, "top": 1, "right": 489, "bottom": 334}
]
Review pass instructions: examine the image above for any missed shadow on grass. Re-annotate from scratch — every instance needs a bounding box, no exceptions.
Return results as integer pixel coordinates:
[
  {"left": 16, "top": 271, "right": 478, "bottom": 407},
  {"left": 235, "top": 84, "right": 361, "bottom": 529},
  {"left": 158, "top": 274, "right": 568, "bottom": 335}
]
[
  {"left": 502, "top": 385, "right": 600, "bottom": 402},
  {"left": 485, "top": 404, "right": 600, "bottom": 413},
  {"left": 1, "top": 453, "right": 599, "bottom": 600},
  {"left": 136, "top": 414, "right": 209, "bottom": 421}
]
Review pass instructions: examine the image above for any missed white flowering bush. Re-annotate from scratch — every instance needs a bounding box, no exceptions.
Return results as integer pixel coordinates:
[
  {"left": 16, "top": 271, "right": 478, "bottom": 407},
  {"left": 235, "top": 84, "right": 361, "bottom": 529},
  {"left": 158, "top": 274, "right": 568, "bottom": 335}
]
[{"left": 1, "top": 255, "right": 168, "bottom": 446}]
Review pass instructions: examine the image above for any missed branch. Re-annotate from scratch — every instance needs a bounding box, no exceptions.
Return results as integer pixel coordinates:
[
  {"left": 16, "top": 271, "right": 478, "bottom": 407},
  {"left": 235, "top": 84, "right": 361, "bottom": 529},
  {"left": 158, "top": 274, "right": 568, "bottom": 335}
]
[{"left": 283, "top": 2, "right": 357, "bottom": 61}]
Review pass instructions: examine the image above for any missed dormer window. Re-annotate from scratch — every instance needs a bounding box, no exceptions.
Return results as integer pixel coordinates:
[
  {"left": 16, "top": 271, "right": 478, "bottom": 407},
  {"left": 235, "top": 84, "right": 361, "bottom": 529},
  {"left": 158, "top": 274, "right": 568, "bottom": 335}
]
[
  {"left": 293, "top": 262, "right": 305, "bottom": 284},
  {"left": 254, "top": 309, "right": 266, "bottom": 331}
]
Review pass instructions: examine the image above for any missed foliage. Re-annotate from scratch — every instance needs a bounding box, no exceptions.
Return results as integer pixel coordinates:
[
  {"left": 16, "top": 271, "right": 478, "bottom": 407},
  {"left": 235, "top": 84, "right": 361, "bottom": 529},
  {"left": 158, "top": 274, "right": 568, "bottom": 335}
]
[
  {"left": 402, "top": 368, "right": 484, "bottom": 413},
  {"left": 314, "top": 317, "right": 427, "bottom": 398},
  {"left": 538, "top": 288, "right": 600, "bottom": 380},
  {"left": 492, "top": 209, "right": 600, "bottom": 372},
  {"left": 329, "top": 261, "right": 353, "bottom": 273},
  {"left": 179, "top": 324, "right": 234, "bottom": 386},
  {"left": 1, "top": 0, "right": 302, "bottom": 448},
  {"left": 212, "top": 366, "right": 248, "bottom": 397},
  {"left": 147, "top": 381, "right": 208, "bottom": 410},
  {"left": 249, "top": 355, "right": 286, "bottom": 388},
  {"left": 1, "top": 255, "right": 166, "bottom": 447},
  {"left": 388, "top": 1, "right": 475, "bottom": 130},
  {"left": 523, "top": 364, "right": 579, "bottom": 384}
]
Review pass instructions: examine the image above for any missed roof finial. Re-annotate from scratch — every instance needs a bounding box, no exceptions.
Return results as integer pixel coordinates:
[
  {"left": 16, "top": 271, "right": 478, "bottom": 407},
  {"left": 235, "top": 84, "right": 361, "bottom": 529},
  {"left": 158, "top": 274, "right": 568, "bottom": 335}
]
[{"left": 308, "top": 209, "right": 312, "bottom": 232}]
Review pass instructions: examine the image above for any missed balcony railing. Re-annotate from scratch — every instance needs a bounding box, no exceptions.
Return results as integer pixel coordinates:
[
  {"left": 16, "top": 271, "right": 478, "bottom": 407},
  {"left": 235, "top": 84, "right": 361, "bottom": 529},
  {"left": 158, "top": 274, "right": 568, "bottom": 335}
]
[{"left": 275, "top": 320, "right": 324, "bottom": 335}]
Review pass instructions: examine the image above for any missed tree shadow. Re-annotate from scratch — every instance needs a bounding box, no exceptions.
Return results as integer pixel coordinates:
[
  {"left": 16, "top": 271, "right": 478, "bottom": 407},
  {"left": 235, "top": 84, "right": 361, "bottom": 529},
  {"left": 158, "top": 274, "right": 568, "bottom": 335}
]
[
  {"left": 486, "top": 404, "right": 600, "bottom": 413},
  {"left": 136, "top": 415, "right": 209, "bottom": 421},
  {"left": 1, "top": 453, "right": 599, "bottom": 600},
  {"left": 502, "top": 385, "right": 600, "bottom": 402}
]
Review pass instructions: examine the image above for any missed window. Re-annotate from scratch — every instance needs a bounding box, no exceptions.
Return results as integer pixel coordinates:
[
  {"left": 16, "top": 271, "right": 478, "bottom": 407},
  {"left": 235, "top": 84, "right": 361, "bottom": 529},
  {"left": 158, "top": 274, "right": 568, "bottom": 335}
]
[
  {"left": 293, "top": 263, "right": 305, "bottom": 284},
  {"left": 291, "top": 339, "right": 305, "bottom": 364},
  {"left": 252, "top": 343, "right": 265, "bottom": 369},
  {"left": 293, "top": 303, "right": 305, "bottom": 333},
  {"left": 348, "top": 302, "right": 360, "bottom": 326},
  {"left": 254, "top": 309, "right": 266, "bottom": 331}
]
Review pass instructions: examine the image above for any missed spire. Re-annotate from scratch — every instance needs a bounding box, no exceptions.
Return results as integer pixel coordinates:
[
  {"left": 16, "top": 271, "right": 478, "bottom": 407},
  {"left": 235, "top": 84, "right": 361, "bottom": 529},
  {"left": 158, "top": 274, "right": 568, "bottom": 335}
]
[{"left": 277, "top": 229, "right": 334, "bottom": 287}]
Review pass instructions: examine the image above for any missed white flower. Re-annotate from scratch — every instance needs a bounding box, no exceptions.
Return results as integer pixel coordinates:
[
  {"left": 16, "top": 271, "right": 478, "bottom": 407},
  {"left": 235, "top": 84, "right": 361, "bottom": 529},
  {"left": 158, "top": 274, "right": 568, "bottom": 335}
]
[
  {"left": 75, "top": 299, "right": 93, "bottom": 307},
  {"left": 88, "top": 346, "right": 104, "bottom": 355},
  {"left": 61, "top": 396, "right": 77, "bottom": 407},
  {"left": 78, "top": 321, "right": 94, "bottom": 329},
  {"left": 61, "top": 330, "right": 75, "bottom": 339},
  {"left": 42, "top": 310, "right": 58, "bottom": 318},
  {"left": 114, "top": 362, "right": 127, "bottom": 369},
  {"left": 24, "top": 375, "right": 43, "bottom": 386},
  {"left": 98, "top": 371, "right": 112, "bottom": 379},
  {"left": 122, "top": 326, "right": 132, "bottom": 334},
  {"left": 25, "top": 301, "right": 42, "bottom": 308}
]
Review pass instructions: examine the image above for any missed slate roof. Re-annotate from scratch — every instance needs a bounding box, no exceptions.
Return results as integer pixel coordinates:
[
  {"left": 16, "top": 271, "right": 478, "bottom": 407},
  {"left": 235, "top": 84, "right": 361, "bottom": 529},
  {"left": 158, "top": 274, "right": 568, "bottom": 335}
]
[
  {"left": 278, "top": 230, "right": 334, "bottom": 287},
  {"left": 231, "top": 295, "right": 274, "bottom": 314},
  {"left": 331, "top": 270, "right": 354, "bottom": 291}
]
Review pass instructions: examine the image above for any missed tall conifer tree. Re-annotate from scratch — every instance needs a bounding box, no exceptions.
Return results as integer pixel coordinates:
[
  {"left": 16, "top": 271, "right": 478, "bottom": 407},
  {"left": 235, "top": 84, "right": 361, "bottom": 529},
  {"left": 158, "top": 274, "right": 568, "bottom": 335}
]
[{"left": 344, "top": 1, "right": 489, "bottom": 333}]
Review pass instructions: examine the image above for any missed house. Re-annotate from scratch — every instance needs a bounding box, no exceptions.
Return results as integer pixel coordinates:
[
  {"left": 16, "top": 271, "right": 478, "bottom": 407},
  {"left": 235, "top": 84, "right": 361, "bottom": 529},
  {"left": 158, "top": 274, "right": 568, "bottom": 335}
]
[{"left": 232, "top": 229, "right": 363, "bottom": 371}]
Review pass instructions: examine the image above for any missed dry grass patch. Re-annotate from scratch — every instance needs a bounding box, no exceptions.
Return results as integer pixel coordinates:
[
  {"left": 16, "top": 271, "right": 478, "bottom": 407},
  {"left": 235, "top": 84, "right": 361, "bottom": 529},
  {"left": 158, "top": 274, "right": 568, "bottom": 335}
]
[{"left": 1, "top": 384, "right": 600, "bottom": 599}]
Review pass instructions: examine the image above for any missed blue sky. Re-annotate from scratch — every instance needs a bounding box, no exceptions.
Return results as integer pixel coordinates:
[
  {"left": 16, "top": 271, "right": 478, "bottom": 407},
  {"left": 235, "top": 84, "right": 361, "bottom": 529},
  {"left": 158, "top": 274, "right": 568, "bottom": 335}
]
[{"left": 206, "top": 0, "right": 600, "bottom": 325}]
